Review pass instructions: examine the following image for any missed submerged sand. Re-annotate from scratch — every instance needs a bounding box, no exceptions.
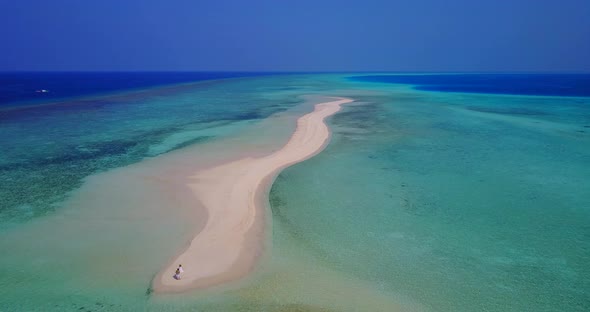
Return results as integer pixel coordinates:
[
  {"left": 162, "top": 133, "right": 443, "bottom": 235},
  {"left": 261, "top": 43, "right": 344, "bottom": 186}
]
[{"left": 152, "top": 97, "right": 353, "bottom": 293}]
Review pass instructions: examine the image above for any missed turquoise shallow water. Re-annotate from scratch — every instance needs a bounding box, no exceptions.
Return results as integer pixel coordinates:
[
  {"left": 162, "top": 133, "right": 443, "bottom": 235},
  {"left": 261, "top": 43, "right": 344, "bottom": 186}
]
[
  {"left": 0, "top": 75, "right": 311, "bottom": 226},
  {"left": 272, "top": 82, "right": 590, "bottom": 311},
  {"left": 1, "top": 74, "right": 589, "bottom": 311}
]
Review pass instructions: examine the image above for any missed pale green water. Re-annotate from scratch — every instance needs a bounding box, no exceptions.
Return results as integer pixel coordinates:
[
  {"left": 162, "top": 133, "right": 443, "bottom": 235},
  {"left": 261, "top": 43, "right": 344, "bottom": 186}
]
[{"left": 1, "top": 74, "right": 589, "bottom": 311}]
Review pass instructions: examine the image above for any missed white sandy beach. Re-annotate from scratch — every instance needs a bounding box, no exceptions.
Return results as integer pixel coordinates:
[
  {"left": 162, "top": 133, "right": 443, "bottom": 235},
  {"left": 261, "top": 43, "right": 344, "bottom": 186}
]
[{"left": 152, "top": 97, "right": 353, "bottom": 293}]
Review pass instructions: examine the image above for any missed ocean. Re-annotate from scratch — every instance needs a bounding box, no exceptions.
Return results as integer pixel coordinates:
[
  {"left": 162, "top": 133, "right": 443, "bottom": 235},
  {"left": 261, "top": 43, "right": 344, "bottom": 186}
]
[{"left": 0, "top": 73, "right": 589, "bottom": 311}]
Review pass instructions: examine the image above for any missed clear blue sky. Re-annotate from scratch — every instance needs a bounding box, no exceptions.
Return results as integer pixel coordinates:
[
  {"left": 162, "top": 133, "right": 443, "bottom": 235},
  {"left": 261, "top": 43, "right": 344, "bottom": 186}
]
[{"left": 1, "top": 0, "right": 589, "bottom": 72}]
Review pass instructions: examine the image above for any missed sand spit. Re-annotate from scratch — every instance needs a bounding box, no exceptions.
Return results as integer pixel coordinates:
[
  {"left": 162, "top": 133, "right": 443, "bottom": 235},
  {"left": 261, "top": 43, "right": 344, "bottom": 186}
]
[{"left": 152, "top": 97, "right": 353, "bottom": 293}]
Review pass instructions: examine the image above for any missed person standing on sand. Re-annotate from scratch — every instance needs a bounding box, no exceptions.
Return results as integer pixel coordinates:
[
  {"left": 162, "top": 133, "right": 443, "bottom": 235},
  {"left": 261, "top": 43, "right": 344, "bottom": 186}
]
[
  {"left": 174, "top": 267, "right": 181, "bottom": 280},
  {"left": 174, "top": 264, "right": 184, "bottom": 280}
]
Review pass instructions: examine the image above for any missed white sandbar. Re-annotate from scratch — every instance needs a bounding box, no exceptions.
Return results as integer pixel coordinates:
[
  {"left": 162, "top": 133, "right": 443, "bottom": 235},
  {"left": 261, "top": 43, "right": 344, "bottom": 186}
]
[{"left": 152, "top": 97, "right": 353, "bottom": 293}]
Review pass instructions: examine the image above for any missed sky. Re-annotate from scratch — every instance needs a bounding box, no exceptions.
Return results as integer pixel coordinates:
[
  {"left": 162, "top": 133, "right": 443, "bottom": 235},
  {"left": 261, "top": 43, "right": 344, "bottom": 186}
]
[{"left": 1, "top": 0, "right": 589, "bottom": 72}]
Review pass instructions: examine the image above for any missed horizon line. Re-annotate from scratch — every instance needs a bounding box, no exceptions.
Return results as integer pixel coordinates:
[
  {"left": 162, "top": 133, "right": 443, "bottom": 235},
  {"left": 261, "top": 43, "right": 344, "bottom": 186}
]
[{"left": 1, "top": 70, "right": 590, "bottom": 74}]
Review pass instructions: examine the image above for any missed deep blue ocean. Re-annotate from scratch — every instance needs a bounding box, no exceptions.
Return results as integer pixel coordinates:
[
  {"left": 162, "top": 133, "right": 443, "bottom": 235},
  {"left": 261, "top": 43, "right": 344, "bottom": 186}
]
[
  {"left": 349, "top": 73, "right": 590, "bottom": 97},
  {"left": 4, "top": 72, "right": 588, "bottom": 108},
  {"left": 0, "top": 72, "right": 271, "bottom": 107}
]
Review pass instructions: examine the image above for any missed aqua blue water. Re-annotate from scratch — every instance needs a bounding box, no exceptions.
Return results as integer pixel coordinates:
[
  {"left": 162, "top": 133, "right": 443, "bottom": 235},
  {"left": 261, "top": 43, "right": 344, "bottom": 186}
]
[
  {"left": 1, "top": 73, "right": 589, "bottom": 311},
  {"left": 272, "top": 76, "right": 590, "bottom": 311}
]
